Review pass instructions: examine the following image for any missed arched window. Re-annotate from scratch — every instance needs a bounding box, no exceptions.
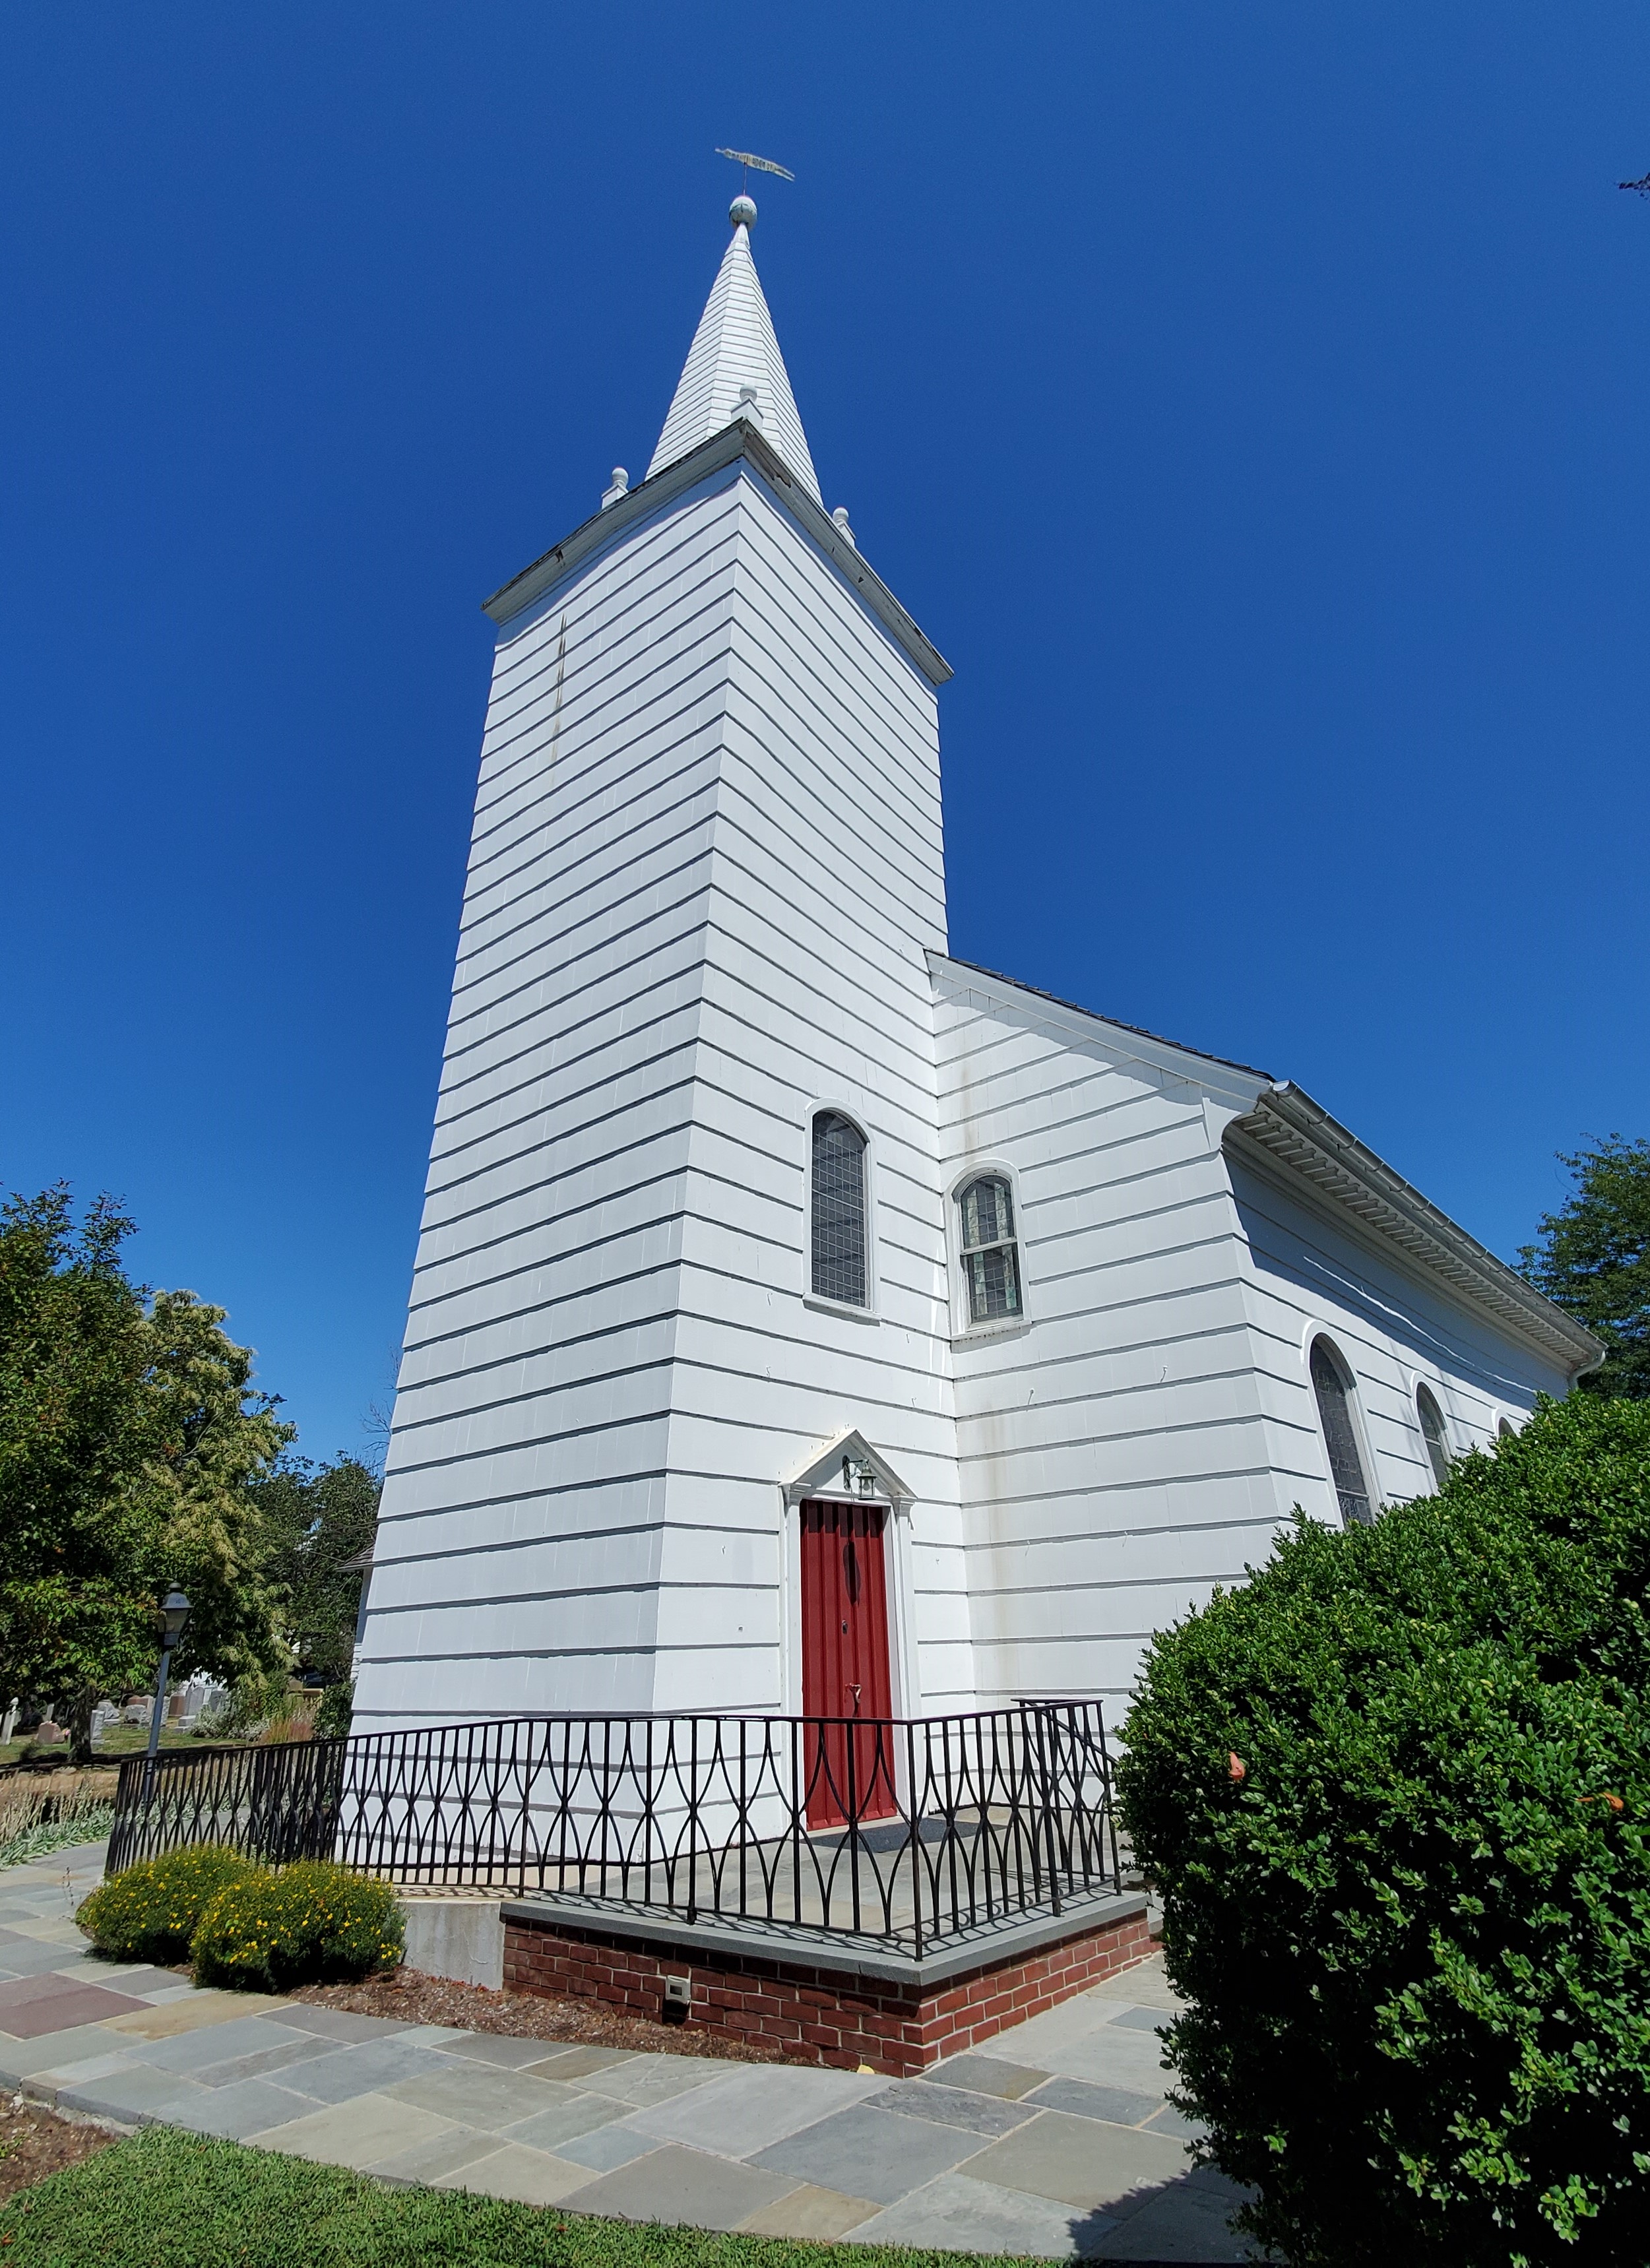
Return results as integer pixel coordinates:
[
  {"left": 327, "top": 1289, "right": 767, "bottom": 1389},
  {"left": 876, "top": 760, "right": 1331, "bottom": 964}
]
[
  {"left": 811, "top": 1112, "right": 867, "bottom": 1307},
  {"left": 957, "top": 1175, "right": 1021, "bottom": 1325},
  {"left": 1416, "top": 1385, "right": 1451, "bottom": 1491},
  {"left": 1498, "top": 1418, "right": 1516, "bottom": 1442},
  {"left": 1310, "top": 1338, "right": 1374, "bottom": 1526}
]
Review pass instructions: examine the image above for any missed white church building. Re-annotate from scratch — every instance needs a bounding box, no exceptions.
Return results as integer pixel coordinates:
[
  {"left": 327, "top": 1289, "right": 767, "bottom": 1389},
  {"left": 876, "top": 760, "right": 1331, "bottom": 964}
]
[{"left": 352, "top": 198, "right": 1598, "bottom": 1744}]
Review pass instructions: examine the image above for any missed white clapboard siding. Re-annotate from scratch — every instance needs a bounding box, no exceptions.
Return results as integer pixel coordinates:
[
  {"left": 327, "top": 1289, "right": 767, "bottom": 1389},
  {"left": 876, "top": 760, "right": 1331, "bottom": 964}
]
[
  {"left": 1224, "top": 1139, "right": 1573, "bottom": 1525},
  {"left": 926, "top": 953, "right": 1584, "bottom": 1720},
  {"left": 358, "top": 222, "right": 1592, "bottom": 1746},
  {"left": 354, "top": 444, "right": 967, "bottom": 1732},
  {"left": 930, "top": 958, "right": 1263, "bottom": 1715}
]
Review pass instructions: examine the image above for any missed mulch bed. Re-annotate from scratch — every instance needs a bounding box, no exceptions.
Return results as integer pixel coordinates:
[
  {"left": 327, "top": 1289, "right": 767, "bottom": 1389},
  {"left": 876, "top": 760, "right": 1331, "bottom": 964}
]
[
  {"left": 0, "top": 2100, "right": 116, "bottom": 2203},
  {"left": 287, "top": 1968, "right": 792, "bottom": 2063}
]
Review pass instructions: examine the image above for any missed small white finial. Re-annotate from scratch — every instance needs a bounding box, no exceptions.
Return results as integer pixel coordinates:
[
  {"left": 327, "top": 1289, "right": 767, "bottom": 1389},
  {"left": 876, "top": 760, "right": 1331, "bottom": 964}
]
[
  {"left": 736, "top": 383, "right": 763, "bottom": 429},
  {"left": 601, "top": 466, "right": 629, "bottom": 510},
  {"left": 832, "top": 506, "right": 855, "bottom": 546},
  {"left": 730, "top": 193, "right": 757, "bottom": 230}
]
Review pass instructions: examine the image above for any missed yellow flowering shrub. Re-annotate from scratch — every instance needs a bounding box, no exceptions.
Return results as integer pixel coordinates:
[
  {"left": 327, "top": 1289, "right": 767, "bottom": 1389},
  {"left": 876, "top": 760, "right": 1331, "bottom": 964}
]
[
  {"left": 191, "top": 1861, "right": 403, "bottom": 1992},
  {"left": 77, "top": 1845, "right": 257, "bottom": 1965}
]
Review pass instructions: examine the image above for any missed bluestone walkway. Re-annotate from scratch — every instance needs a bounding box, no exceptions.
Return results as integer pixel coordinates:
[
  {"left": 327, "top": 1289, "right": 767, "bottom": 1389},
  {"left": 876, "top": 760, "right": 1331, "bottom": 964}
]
[{"left": 0, "top": 1841, "right": 1252, "bottom": 2261}]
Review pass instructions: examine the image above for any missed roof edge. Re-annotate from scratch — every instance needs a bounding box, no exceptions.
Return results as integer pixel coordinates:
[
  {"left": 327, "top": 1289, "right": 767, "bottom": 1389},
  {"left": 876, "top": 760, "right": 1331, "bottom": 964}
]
[
  {"left": 1231, "top": 1085, "right": 1603, "bottom": 1378},
  {"left": 929, "top": 952, "right": 1601, "bottom": 1379},
  {"left": 928, "top": 951, "right": 1273, "bottom": 1098},
  {"left": 483, "top": 420, "right": 952, "bottom": 687}
]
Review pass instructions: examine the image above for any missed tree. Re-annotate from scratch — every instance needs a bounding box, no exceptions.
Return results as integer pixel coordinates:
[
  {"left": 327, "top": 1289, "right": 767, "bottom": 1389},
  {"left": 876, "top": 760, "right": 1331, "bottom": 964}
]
[
  {"left": 1118, "top": 1393, "right": 1650, "bottom": 2268},
  {"left": 0, "top": 1186, "right": 294, "bottom": 1758},
  {"left": 251, "top": 1453, "right": 379, "bottom": 1687},
  {"left": 1518, "top": 1136, "right": 1650, "bottom": 1400}
]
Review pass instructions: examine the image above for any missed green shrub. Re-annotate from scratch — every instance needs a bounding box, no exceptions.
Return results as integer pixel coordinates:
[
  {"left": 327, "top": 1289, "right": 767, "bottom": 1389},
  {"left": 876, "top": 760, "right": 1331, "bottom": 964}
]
[
  {"left": 191, "top": 1860, "right": 402, "bottom": 1992},
  {"left": 1119, "top": 1392, "right": 1650, "bottom": 2268},
  {"left": 313, "top": 1679, "right": 354, "bottom": 1740},
  {"left": 77, "top": 1844, "right": 257, "bottom": 1964}
]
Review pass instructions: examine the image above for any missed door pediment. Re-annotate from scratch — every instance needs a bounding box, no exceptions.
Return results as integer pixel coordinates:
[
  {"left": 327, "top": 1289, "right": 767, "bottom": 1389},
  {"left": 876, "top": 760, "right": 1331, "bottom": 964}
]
[{"left": 782, "top": 1430, "right": 915, "bottom": 1516}]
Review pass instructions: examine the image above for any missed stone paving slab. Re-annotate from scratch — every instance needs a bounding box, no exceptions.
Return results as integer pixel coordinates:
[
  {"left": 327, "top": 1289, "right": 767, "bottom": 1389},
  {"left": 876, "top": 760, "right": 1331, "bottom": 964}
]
[
  {"left": 554, "top": 2122, "right": 665, "bottom": 2174},
  {"left": 620, "top": 2062, "right": 882, "bottom": 2158},
  {"left": 249, "top": 2092, "right": 459, "bottom": 2170},
  {"left": 0, "top": 1934, "right": 110, "bottom": 1978},
  {"left": 277, "top": 2035, "right": 457, "bottom": 2104},
  {"left": 926, "top": 2051, "right": 1053, "bottom": 2099},
  {"left": 560, "top": 2143, "right": 802, "bottom": 2231},
  {"left": 736, "top": 2183, "right": 880, "bottom": 2241},
  {"left": 752, "top": 2102, "right": 989, "bottom": 2205},
  {"left": 0, "top": 1975, "right": 153, "bottom": 2035},
  {"left": 0, "top": 1841, "right": 1254, "bottom": 2259},
  {"left": 959, "top": 2108, "right": 1190, "bottom": 2214},
  {"left": 1030, "top": 2076, "right": 1166, "bottom": 2127},
  {"left": 864, "top": 2079, "right": 1035, "bottom": 2138},
  {"left": 852, "top": 2169, "right": 1117, "bottom": 2259},
  {"left": 433, "top": 2141, "right": 594, "bottom": 2207},
  {"left": 496, "top": 2091, "right": 629, "bottom": 2154},
  {"left": 162, "top": 2075, "right": 336, "bottom": 2141},
  {"left": 384, "top": 2062, "right": 579, "bottom": 2129}
]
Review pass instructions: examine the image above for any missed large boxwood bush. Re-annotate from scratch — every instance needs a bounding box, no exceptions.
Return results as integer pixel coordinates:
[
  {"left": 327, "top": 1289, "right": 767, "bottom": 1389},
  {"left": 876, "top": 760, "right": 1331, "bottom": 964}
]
[
  {"left": 77, "top": 1844, "right": 256, "bottom": 1965},
  {"left": 191, "top": 1860, "right": 403, "bottom": 1992},
  {"left": 1118, "top": 1392, "right": 1650, "bottom": 2268}
]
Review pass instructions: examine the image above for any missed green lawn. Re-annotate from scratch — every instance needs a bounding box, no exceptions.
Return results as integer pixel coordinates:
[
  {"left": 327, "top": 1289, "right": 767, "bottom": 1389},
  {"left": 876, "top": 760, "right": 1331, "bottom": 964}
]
[
  {"left": 0, "top": 2127, "right": 1015, "bottom": 2268},
  {"left": 1, "top": 1724, "right": 242, "bottom": 1770}
]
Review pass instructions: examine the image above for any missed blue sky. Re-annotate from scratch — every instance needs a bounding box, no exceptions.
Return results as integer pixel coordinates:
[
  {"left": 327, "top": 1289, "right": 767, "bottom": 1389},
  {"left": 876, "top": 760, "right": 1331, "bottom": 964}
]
[{"left": 3, "top": 4, "right": 1645, "bottom": 1462}]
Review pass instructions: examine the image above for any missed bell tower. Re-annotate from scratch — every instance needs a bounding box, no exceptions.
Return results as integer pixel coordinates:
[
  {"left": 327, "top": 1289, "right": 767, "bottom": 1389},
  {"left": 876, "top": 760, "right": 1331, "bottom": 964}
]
[{"left": 352, "top": 198, "right": 970, "bottom": 1734}]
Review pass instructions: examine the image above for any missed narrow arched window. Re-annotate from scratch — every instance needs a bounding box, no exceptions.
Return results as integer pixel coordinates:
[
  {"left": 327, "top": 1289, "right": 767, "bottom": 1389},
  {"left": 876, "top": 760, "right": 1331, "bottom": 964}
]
[
  {"left": 1498, "top": 1418, "right": 1516, "bottom": 1442},
  {"left": 958, "top": 1175, "right": 1021, "bottom": 1325},
  {"left": 1310, "top": 1339, "right": 1373, "bottom": 1526},
  {"left": 811, "top": 1112, "right": 867, "bottom": 1306},
  {"left": 1416, "top": 1386, "right": 1451, "bottom": 1491}
]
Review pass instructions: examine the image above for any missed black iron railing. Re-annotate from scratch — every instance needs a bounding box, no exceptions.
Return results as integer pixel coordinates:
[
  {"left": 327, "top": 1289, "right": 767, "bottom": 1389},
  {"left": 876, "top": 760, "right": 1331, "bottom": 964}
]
[{"left": 107, "top": 1702, "right": 1121, "bottom": 1955}]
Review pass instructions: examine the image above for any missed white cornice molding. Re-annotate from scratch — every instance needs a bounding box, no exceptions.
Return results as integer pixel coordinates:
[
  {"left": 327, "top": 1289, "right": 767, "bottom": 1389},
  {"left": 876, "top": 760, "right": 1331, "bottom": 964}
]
[
  {"left": 929, "top": 954, "right": 1599, "bottom": 1379},
  {"left": 1228, "top": 1087, "right": 1601, "bottom": 1377},
  {"left": 482, "top": 420, "right": 952, "bottom": 688}
]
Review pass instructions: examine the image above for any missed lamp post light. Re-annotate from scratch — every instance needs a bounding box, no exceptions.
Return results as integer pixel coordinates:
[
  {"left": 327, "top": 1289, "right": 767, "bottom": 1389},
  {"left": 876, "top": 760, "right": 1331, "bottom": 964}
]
[{"left": 143, "top": 1588, "right": 191, "bottom": 1793}]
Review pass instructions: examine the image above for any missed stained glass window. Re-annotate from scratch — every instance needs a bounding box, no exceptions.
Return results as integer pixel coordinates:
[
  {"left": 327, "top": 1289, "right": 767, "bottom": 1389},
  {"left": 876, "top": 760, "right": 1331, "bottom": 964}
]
[
  {"left": 1311, "top": 1339, "right": 1372, "bottom": 1525},
  {"left": 1416, "top": 1385, "right": 1451, "bottom": 1491},
  {"left": 958, "top": 1175, "right": 1021, "bottom": 1325},
  {"left": 811, "top": 1112, "right": 868, "bottom": 1306}
]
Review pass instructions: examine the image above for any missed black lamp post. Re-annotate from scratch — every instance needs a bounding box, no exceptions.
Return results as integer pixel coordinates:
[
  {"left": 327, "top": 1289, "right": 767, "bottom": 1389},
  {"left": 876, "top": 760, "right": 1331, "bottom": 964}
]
[{"left": 143, "top": 1587, "right": 191, "bottom": 1790}]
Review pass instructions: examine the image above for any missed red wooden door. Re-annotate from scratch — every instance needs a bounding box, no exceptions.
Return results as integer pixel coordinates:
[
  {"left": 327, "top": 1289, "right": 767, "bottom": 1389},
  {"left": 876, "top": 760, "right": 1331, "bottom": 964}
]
[{"left": 799, "top": 1499, "right": 896, "bottom": 1828}]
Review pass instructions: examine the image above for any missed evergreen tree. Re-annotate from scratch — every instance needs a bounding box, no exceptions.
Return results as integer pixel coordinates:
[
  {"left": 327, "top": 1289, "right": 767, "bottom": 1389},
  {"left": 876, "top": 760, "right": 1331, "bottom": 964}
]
[{"left": 1519, "top": 1136, "right": 1650, "bottom": 1399}]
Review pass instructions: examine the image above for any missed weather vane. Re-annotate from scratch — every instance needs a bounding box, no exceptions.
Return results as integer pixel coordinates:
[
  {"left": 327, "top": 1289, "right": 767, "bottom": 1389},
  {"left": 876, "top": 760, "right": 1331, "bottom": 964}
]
[{"left": 715, "top": 148, "right": 796, "bottom": 194}]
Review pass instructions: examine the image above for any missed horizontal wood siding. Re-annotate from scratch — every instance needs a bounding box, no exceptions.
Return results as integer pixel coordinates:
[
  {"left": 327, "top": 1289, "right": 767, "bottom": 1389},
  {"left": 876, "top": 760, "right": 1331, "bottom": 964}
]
[
  {"left": 659, "top": 474, "right": 967, "bottom": 1713},
  {"left": 354, "top": 463, "right": 968, "bottom": 1730},
  {"left": 1224, "top": 1137, "right": 1571, "bottom": 1524},
  {"left": 354, "top": 476, "right": 746, "bottom": 1728},
  {"left": 932, "top": 969, "right": 1263, "bottom": 1717}
]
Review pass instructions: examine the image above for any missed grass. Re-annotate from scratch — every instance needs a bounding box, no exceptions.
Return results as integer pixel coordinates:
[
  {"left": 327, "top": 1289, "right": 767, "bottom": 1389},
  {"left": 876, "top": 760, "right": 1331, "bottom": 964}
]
[
  {"left": 1, "top": 1723, "right": 243, "bottom": 1769},
  {"left": 0, "top": 2127, "right": 1016, "bottom": 2268}
]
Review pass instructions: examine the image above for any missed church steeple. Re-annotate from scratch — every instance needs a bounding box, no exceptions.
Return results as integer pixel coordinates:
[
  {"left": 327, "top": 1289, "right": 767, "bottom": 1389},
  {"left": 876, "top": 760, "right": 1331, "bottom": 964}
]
[{"left": 646, "top": 195, "right": 821, "bottom": 501}]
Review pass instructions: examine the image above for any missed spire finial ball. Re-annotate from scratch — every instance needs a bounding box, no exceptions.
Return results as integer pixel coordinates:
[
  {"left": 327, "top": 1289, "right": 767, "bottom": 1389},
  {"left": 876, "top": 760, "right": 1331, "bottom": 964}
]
[{"left": 729, "top": 193, "right": 757, "bottom": 230}]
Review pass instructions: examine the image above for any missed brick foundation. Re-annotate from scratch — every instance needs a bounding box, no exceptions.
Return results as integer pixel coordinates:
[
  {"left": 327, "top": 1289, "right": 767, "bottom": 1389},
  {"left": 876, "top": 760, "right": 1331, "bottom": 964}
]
[{"left": 501, "top": 1901, "right": 1152, "bottom": 2075}]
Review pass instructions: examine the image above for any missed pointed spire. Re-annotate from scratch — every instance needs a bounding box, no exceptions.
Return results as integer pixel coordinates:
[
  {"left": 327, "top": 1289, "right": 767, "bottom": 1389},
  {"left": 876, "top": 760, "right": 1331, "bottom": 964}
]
[{"left": 646, "top": 196, "right": 820, "bottom": 501}]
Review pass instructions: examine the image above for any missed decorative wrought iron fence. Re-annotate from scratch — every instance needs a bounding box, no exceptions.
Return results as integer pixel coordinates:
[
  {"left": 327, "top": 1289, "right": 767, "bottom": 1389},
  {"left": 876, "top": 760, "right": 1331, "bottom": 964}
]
[{"left": 106, "top": 1702, "right": 1120, "bottom": 1956}]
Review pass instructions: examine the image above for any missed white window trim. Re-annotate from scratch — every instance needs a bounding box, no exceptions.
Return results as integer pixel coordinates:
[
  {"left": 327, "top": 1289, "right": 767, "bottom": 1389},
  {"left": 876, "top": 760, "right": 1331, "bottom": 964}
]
[
  {"left": 802, "top": 1100, "right": 879, "bottom": 1319},
  {"left": 1410, "top": 1376, "right": 1455, "bottom": 1494},
  {"left": 947, "top": 1158, "right": 1032, "bottom": 1343},
  {"left": 1300, "top": 1324, "right": 1383, "bottom": 1525}
]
